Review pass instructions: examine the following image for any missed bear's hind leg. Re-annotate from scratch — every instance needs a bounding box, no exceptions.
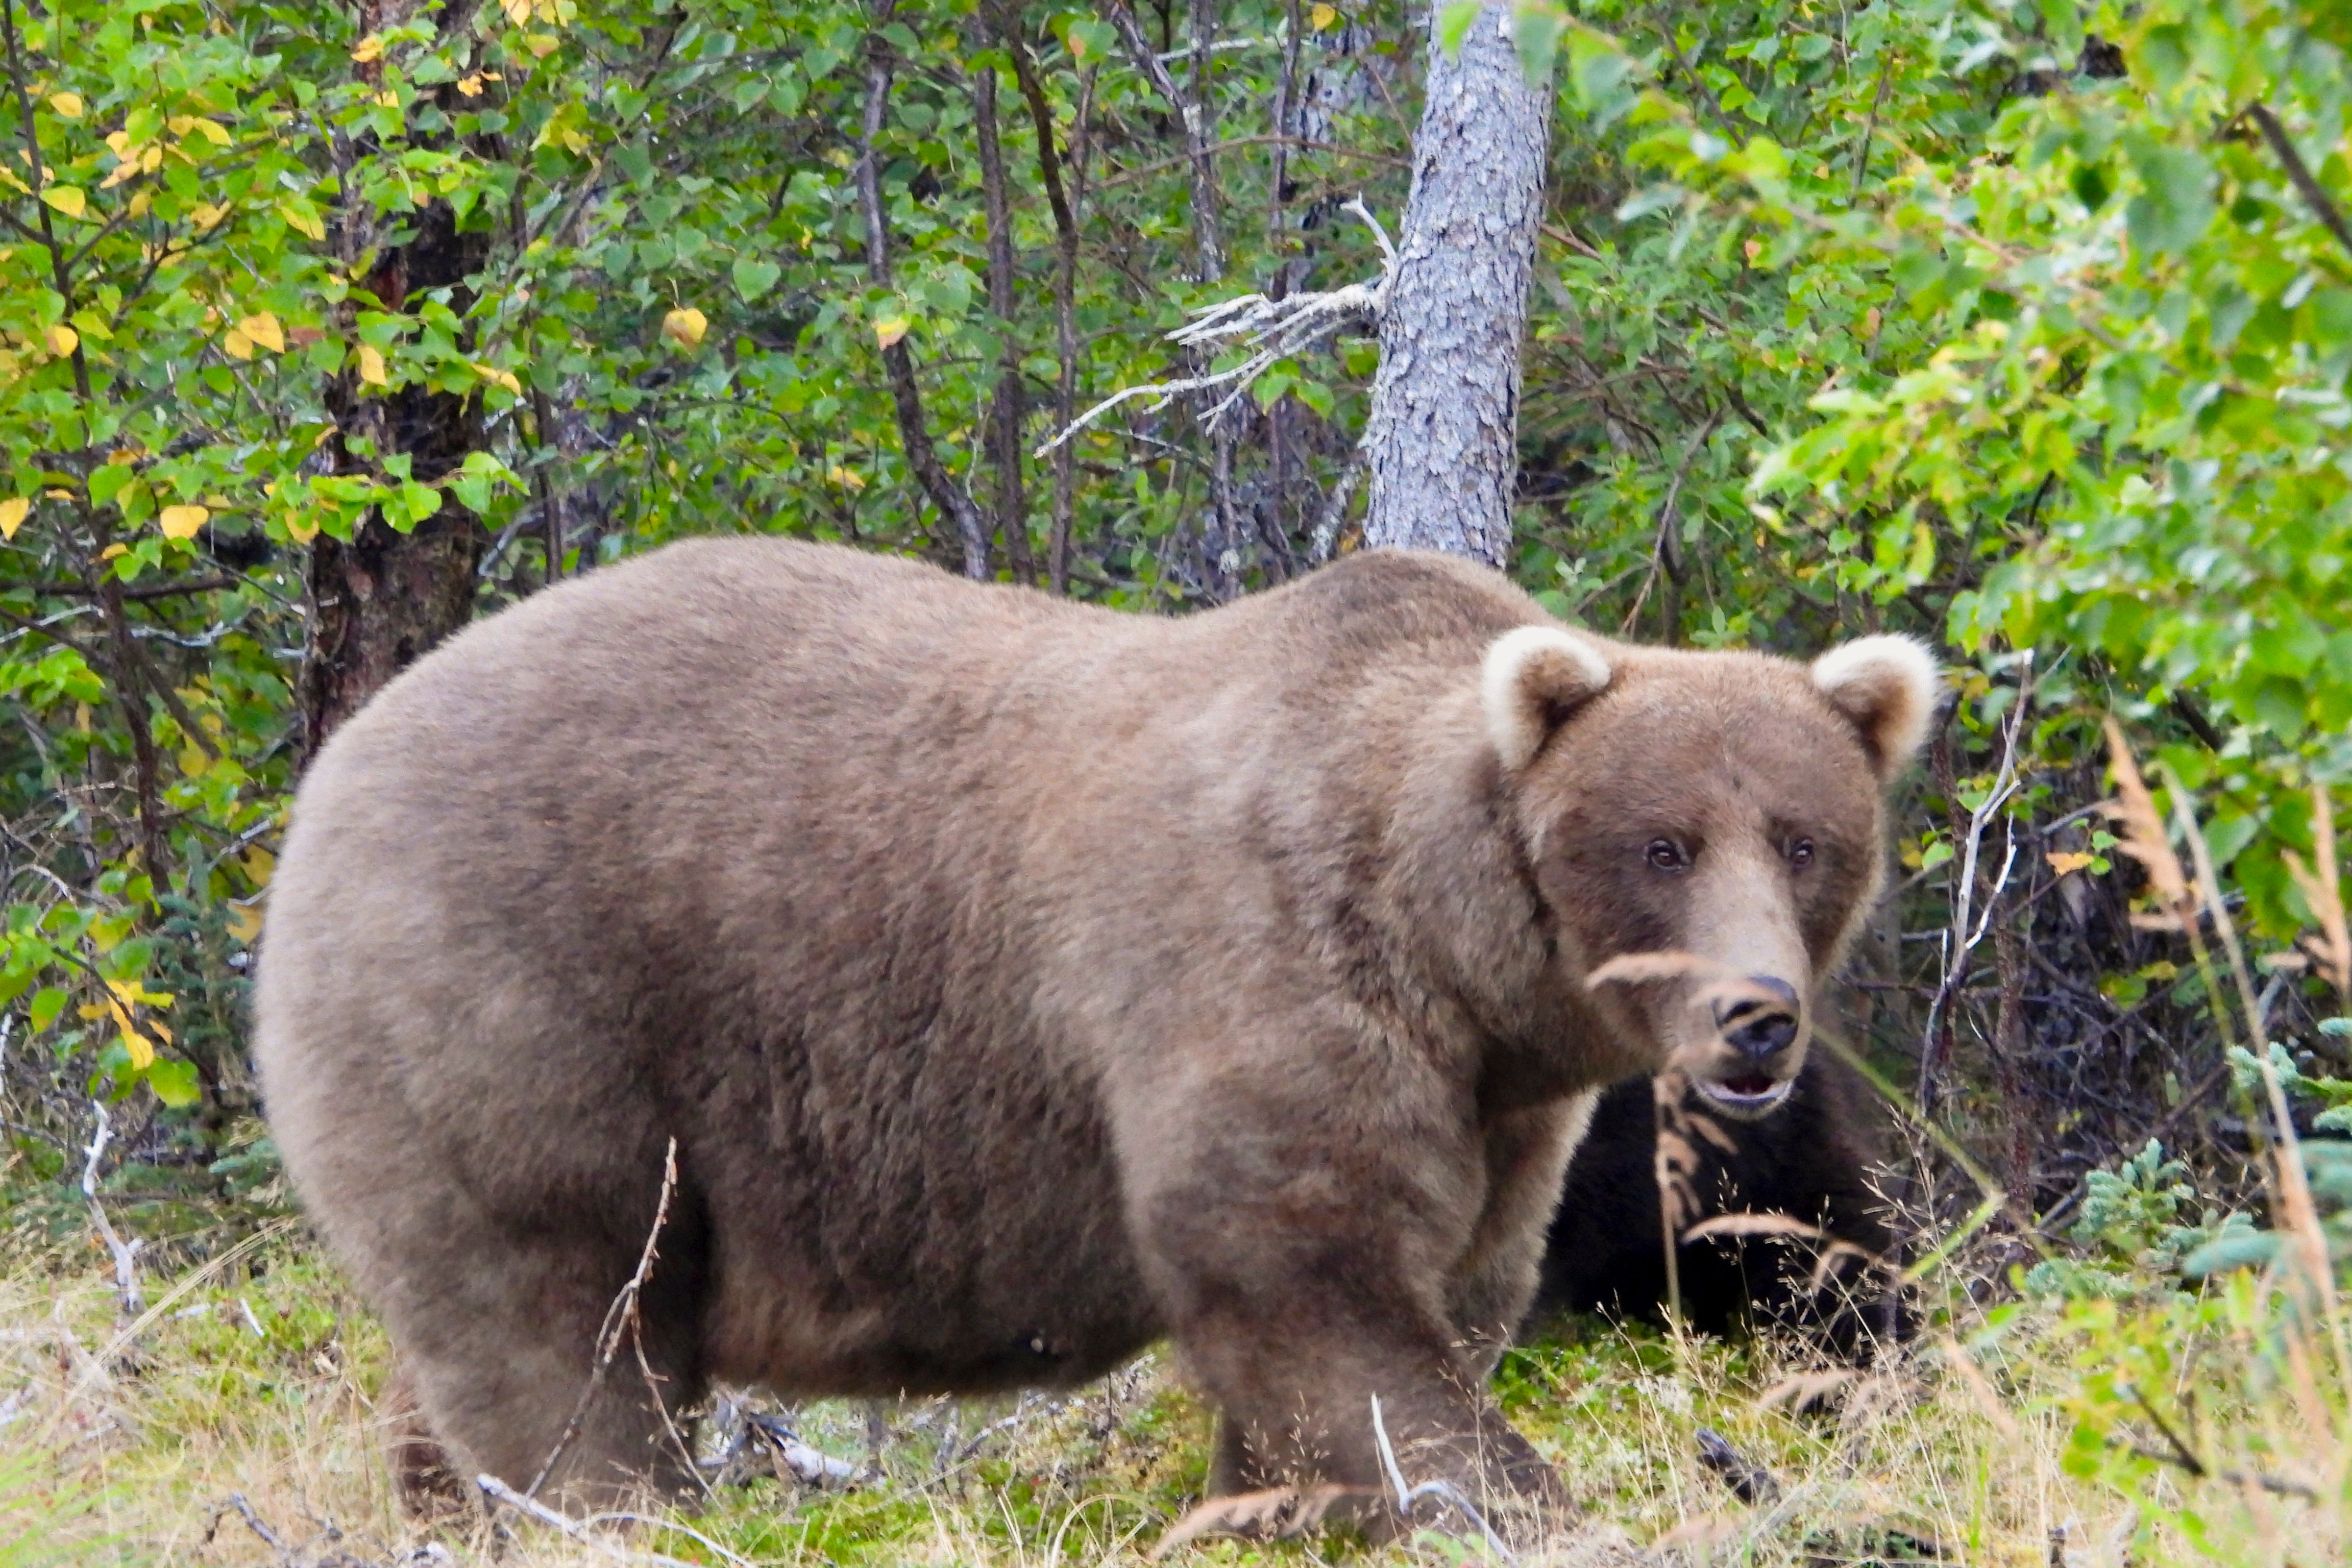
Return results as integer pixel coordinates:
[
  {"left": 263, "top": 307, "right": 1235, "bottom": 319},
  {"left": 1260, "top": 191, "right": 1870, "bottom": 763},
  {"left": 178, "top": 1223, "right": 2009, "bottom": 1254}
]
[{"left": 384, "top": 1220, "right": 710, "bottom": 1514}]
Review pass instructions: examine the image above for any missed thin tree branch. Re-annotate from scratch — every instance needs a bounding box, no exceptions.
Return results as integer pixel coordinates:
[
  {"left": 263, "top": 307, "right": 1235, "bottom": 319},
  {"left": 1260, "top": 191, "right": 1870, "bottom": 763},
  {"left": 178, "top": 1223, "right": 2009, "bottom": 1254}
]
[
  {"left": 1104, "top": 0, "right": 1223, "bottom": 281},
  {"left": 858, "top": 4, "right": 993, "bottom": 579},
  {"left": 2242, "top": 102, "right": 2352, "bottom": 262},
  {"left": 973, "top": 56, "right": 1034, "bottom": 583}
]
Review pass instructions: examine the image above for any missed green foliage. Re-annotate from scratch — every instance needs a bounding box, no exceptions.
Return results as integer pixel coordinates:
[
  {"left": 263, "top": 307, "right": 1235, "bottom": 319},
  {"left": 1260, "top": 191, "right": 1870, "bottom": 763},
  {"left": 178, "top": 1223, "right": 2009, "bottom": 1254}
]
[
  {"left": 1524, "top": 0, "right": 2352, "bottom": 939},
  {"left": 2023, "top": 1139, "right": 2261, "bottom": 1296}
]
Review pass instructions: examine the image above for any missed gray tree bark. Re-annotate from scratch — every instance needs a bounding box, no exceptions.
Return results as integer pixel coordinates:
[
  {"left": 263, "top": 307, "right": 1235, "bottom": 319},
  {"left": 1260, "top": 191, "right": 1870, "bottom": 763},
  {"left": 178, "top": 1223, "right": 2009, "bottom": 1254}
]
[{"left": 1360, "top": 2, "right": 1553, "bottom": 567}]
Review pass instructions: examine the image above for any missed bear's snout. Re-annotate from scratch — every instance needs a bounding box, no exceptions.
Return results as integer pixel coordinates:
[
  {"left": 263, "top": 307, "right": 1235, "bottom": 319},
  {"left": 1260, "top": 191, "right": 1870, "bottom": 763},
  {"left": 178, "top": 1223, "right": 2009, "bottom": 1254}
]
[{"left": 1712, "top": 975, "right": 1800, "bottom": 1064}]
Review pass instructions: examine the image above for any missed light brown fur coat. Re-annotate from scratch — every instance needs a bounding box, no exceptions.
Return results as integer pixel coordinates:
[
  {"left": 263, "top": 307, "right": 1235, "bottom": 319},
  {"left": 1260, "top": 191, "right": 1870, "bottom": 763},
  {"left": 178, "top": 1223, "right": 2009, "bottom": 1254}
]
[{"left": 255, "top": 541, "right": 1931, "bottom": 1523}]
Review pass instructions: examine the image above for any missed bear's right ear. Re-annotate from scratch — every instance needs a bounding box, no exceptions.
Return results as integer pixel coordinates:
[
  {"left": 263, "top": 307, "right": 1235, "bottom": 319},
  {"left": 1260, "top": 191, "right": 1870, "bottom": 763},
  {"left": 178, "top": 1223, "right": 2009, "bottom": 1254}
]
[{"left": 1482, "top": 626, "right": 1613, "bottom": 773}]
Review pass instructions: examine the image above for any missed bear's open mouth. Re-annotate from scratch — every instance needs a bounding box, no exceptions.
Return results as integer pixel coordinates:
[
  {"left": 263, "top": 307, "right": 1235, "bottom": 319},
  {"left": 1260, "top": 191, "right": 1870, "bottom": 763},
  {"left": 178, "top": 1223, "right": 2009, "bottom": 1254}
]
[{"left": 1695, "top": 1072, "right": 1793, "bottom": 1111}]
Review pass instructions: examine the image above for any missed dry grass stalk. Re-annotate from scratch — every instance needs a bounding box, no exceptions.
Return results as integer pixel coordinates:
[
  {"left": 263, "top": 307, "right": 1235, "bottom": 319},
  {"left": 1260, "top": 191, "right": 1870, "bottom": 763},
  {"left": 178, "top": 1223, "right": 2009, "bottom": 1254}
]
[
  {"left": 2282, "top": 781, "right": 2349, "bottom": 1002},
  {"left": 2141, "top": 740, "right": 2349, "bottom": 1424},
  {"left": 2100, "top": 716, "right": 2201, "bottom": 932}
]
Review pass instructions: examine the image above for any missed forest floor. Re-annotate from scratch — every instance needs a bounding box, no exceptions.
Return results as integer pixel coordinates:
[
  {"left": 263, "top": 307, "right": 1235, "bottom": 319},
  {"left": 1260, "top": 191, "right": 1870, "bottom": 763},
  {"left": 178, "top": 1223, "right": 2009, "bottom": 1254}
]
[{"left": 3, "top": 1215, "right": 2250, "bottom": 1568}]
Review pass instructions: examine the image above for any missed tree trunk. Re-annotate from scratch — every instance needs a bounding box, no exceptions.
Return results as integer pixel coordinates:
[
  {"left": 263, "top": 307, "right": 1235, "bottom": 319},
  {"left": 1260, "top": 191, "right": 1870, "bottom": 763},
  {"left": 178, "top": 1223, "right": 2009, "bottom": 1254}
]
[
  {"left": 1359, "top": 1, "right": 1552, "bottom": 567},
  {"left": 300, "top": 2, "right": 489, "bottom": 755}
]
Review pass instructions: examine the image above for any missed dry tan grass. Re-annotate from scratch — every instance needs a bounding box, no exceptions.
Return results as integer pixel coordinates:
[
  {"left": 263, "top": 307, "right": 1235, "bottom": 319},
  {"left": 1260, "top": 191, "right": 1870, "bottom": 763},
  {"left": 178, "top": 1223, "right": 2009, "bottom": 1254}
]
[{"left": 7, "top": 1220, "right": 2343, "bottom": 1568}]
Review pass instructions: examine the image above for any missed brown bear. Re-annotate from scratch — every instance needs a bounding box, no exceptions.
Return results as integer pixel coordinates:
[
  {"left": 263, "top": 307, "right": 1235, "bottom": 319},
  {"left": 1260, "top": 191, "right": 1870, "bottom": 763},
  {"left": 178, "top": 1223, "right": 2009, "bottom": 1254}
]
[
  {"left": 253, "top": 540, "right": 1935, "bottom": 1531},
  {"left": 1534, "top": 1052, "right": 1908, "bottom": 1359}
]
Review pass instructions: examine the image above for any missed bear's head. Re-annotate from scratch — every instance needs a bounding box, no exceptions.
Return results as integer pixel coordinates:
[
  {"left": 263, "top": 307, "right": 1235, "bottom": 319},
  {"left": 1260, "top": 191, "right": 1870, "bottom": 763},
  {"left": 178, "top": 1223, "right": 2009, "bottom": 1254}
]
[{"left": 1483, "top": 626, "right": 1938, "bottom": 1120}]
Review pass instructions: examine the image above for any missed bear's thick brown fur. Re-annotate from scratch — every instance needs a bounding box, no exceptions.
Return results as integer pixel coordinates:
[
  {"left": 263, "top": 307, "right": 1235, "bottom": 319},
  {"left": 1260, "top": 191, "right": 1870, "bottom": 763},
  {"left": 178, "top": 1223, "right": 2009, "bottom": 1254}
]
[{"left": 254, "top": 540, "right": 1934, "bottom": 1525}]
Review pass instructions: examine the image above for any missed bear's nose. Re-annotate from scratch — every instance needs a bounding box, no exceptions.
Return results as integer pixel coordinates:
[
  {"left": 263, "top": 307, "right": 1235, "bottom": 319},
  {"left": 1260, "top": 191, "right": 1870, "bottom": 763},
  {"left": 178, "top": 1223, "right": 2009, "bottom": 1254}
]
[{"left": 1711, "top": 975, "right": 1801, "bottom": 1063}]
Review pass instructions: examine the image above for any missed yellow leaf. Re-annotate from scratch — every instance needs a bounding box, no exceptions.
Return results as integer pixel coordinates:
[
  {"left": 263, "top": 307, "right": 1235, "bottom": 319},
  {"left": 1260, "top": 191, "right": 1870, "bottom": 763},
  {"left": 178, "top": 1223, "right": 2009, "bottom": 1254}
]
[
  {"left": 100, "top": 158, "right": 139, "bottom": 189},
  {"left": 40, "top": 185, "right": 86, "bottom": 219},
  {"left": 120, "top": 1022, "right": 155, "bottom": 1071},
  {"left": 374, "top": 89, "right": 400, "bottom": 108},
  {"left": 661, "top": 306, "right": 707, "bottom": 349},
  {"left": 286, "top": 512, "right": 320, "bottom": 544},
  {"left": 43, "top": 323, "right": 78, "bottom": 356},
  {"left": 526, "top": 31, "right": 560, "bottom": 57},
  {"left": 241, "top": 846, "right": 276, "bottom": 887},
  {"left": 357, "top": 343, "right": 388, "bottom": 386},
  {"left": 457, "top": 73, "right": 484, "bottom": 96},
  {"left": 191, "top": 201, "right": 228, "bottom": 230},
  {"left": 351, "top": 33, "right": 383, "bottom": 62},
  {"left": 48, "top": 91, "right": 83, "bottom": 118},
  {"left": 502, "top": 0, "right": 531, "bottom": 20},
  {"left": 224, "top": 327, "right": 255, "bottom": 360},
  {"left": 237, "top": 312, "right": 285, "bottom": 353},
  {"left": 873, "top": 315, "right": 910, "bottom": 349},
  {"left": 139, "top": 143, "right": 163, "bottom": 173},
  {"left": 0, "top": 498, "right": 26, "bottom": 541},
  {"left": 159, "top": 504, "right": 210, "bottom": 540},
  {"left": 1310, "top": 3, "right": 1337, "bottom": 28},
  {"left": 279, "top": 200, "right": 325, "bottom": 241},
  {"left": 184, "top": 117, "right": 231, "bottom": 147},
  {"left": 474, "top": 361, "right": 522, "bottom": 395},
  {"left": 2046, "top": 851, "right": 2097, "bottom": 876},
  {"left": 227, "top": 900, "right": 264, "bottom": 943},
  {"left": 100, "top": 544, "right": 127, "bottom": 560},
  {"left": 826, "top": 464, "right": 867, "bottom": 491}
]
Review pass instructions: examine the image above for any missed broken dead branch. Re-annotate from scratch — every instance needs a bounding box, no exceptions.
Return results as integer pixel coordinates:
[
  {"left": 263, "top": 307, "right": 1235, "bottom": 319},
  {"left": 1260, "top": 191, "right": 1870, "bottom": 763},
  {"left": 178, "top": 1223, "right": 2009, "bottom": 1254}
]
[
  {"left": 1368, "top": 1393, "right": 1518, "bottom": 1564},
  {"left": 1694, "top": 1427, "right": 1781, "bottom": 1504},
  {"left": 1034, "top": 200, "right": 1394, "bottom": 459},
  {"left": 526, "top": 1137, "right": 680, "bottom": 1500},
  {"left": 477, "top": 1473, "right": 753, "bottom": 1568},
  {"left": 80, "top": 1100, "right": 143, "bottom": 1317}
]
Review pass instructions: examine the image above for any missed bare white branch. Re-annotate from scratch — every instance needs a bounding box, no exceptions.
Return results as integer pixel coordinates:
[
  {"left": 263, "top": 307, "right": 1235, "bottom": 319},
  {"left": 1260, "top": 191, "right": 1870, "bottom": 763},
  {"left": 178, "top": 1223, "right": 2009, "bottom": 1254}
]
[
  {"left": 1366, "top": 1394, "right": 1520, "bottom": 1565},
  {"left": 475, "top": 1473, "right": 750, "bottom": 1568},
  {"left": 81, "top": 1101, "right": 143, "bottom": 1316},
  {"left": 1033, "top": 201, "right": 1395, "bottom": 460}
]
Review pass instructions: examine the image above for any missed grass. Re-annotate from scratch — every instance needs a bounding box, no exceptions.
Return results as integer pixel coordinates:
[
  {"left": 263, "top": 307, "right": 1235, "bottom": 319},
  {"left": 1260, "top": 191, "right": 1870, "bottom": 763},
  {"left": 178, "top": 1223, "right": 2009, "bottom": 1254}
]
[
  {"left": 6, "top": 736, "right": 2346, "bottom": 1566},
  {"left": 2, "top": 1213, "right": 2345, "bottom": 1568}
]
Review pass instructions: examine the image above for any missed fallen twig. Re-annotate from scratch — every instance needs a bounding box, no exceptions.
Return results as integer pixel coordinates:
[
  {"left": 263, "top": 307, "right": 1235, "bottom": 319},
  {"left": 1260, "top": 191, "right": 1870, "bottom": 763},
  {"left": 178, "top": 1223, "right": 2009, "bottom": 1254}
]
[
  {"left": 477, "top": 1473, "right": 750, "bottom": 1568},
  {"left": 80, "top": 1100, "right": 144, "bottom": 1316},
  {"left": 1694, "top": 1427, "right": 1781, "bottom": 1504},
  {"left": 1367, "top": 1394, "right": 1517, "bottom": 1564},
  {"left": 746, "top": 1411, "right": 860, "bottom": 1486}
]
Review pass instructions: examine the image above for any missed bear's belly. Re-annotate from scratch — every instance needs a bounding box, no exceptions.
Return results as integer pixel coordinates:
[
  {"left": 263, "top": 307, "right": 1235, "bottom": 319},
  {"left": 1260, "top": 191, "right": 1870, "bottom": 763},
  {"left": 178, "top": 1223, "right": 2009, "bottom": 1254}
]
[{"left": 703, "top": 1231, "right": 1161, "bottom": 1398}]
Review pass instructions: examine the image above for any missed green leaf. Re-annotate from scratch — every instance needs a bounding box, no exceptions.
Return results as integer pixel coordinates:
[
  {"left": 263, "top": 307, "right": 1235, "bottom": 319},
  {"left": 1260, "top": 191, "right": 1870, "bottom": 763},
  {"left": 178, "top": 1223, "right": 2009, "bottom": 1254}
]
[
  {"left": 732, "top": 256, "right": 782, "bottom": 303},
  {"left": 146, "top": 1057, "right": 201, "bottom": 1109},
  {"left": 1437, "top": 0, "right": 1482, "bottom": 59},
  {"left": 1512, "top": 2, "right": 1564, "bottom": 83},
  {"left": 29, "top": 986, "right": 66, "bottom": 1034},
  {"left": 2123, "top": 138, "right": 2214, "bottom": 257}
]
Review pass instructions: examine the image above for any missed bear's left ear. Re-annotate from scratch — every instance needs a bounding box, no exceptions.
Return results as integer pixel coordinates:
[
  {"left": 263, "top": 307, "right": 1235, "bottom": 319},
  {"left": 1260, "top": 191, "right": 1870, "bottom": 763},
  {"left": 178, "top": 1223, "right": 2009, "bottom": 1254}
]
[
  {"left": 1810, "top": 634, "right": 1942, "bottom": 780},
  {"left": 1482, "top": 626, "right": 1613, "bottom": 773}
]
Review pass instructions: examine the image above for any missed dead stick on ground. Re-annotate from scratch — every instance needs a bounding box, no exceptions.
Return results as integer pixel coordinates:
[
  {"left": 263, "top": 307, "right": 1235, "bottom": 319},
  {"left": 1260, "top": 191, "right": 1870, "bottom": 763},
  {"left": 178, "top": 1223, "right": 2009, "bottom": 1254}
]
[
  {"left": 477, "top": 1473, "right": 752, "bottom": 1568},
  {"left": 526, "top": 1137, "right": 679, "bottom": 1500},
  {"left": 80, "top": 1099, "right": 144, "bottom": 1316}
]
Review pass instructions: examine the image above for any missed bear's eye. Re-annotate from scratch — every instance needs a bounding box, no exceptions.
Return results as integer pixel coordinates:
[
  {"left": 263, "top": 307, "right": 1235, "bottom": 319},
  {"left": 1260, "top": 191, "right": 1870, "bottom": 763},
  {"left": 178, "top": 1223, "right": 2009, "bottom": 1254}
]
[
  {"left": 1645, "top": 839, "right": 1690, "bottom": 872},
  {"left": 1787, "top": 838, "right": 1816, "bottom": 869}
]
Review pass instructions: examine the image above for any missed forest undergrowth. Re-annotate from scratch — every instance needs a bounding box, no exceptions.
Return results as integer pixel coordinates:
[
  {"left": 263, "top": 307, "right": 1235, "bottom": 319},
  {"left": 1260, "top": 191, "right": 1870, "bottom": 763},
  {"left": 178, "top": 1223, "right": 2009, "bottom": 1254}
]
[
  {"left": 1, "top": 1205, "right": 2345, "bottom": 1568},
  {"left": 5, "top": 742, "right": 2349, "bottom": 1568}
]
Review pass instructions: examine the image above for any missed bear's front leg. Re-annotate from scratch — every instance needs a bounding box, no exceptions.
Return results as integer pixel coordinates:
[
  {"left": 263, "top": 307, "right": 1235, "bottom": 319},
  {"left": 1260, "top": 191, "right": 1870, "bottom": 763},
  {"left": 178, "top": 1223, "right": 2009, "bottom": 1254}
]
[{"left": 1126, "top": 1082, "right": 1569, "bottom": 1542}]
